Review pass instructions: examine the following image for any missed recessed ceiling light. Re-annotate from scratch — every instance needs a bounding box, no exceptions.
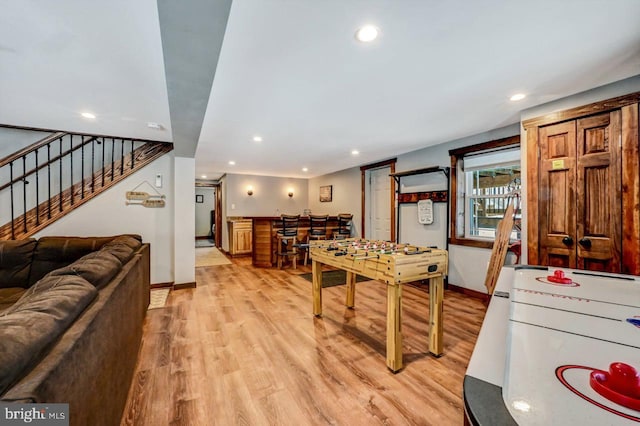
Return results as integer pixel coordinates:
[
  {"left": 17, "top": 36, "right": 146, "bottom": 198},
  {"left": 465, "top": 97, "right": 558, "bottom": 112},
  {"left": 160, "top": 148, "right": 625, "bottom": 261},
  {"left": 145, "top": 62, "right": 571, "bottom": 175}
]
[
  {"left": 253, "top": 136, "right": 263, "bottom": 142},
  {"left": 510, "top": 93, "right": 526, "bottom": 101},
  {"left": 81, "top": 112, "right": 96, "bottom": 119},
  {"left": 351, "top": 150, "right": 360, "bottom": 155},
  {"left": 355, "top": 25, "right": 379, "bottom": 42},
  {"left": 228, "top": 161, "right": 236, "bottom": 166},
  {"left": 201, "top": 175, "right": 207, "bottom": 179},
  {"left": 302, "top": 167, "right": 308, "bottom": 172}
]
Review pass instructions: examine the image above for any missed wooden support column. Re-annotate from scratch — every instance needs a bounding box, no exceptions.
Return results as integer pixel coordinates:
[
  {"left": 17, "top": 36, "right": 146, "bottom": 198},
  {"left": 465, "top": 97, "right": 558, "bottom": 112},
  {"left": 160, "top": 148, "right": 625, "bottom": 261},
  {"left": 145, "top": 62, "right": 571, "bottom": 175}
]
[
  {"left": 312, "top": 259, "right": 323, "bottom": 316},
  {"left": 429, "top": 275, "right": 444, "bottom": 356},
  {"left": 386, "top": 283, "right": 403, "bottom": 372},
  {"left": 345, "top": 271, "right": 356, "bottom": 308}
]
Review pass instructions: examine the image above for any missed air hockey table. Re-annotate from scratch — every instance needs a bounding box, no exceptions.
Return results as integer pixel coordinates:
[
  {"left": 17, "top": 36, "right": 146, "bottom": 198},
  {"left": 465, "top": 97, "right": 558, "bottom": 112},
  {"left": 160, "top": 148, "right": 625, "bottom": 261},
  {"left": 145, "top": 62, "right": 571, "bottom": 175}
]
[{"left": 464, "top": 265, "right": 640, "bottom": 425}]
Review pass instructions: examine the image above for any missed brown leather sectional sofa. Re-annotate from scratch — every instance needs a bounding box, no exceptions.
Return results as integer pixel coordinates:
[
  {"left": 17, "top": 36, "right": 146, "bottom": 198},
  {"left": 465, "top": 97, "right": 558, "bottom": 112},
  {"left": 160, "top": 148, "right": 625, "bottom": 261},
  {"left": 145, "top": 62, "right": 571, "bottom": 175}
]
[{"left": 0, "top": 235, "right": 150, "bottom": 426}]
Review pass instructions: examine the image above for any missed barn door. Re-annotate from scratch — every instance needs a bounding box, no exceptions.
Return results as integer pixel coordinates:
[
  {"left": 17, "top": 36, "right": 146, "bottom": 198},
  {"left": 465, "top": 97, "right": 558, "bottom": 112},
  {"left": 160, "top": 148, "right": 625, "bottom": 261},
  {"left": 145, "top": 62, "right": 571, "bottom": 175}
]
[
  {"left": 539, "top": 121, "right": 577, "bottom": 268},
  {"left": 575, "top": 111, "right": 622, "bottom": 272}
]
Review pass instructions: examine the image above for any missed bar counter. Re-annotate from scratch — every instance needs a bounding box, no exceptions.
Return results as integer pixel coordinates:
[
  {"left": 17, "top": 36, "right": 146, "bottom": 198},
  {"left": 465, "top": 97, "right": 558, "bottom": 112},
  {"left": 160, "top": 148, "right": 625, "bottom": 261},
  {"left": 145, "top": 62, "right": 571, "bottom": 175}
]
[{"left": 246, "top": 216, "right": 342, "bottom": 267}]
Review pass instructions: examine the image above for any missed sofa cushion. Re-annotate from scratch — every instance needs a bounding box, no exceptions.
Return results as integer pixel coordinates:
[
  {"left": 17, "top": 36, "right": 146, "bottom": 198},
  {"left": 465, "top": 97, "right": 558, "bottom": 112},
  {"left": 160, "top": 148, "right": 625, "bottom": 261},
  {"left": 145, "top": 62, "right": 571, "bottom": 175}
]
[
  {"left": 0, "top": 288, "right": 27, "bottom": 312},
  {"left": 100, "top": 235, "right": 142, "bottom": 264},
  {"left": 48, "top": 251, "right": 122, "bottom": 289},
  {"left": 0, "top": 239, "right": 37, "bottom": 289},
  {"left": 28, "top": 236, "right": 115, "bottom": 286},
  {"left": 0, "top": 274, "right": 97, "bottom": 395}
]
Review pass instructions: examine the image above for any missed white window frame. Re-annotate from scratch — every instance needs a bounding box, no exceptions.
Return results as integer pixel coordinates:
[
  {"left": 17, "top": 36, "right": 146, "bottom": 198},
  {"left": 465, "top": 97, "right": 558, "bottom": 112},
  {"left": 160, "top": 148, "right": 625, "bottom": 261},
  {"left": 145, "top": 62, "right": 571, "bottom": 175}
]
[
  {"left": 449, "top": 136, "right": 521, "bottom": 248},
  {"left": 463, "top": 161, "right": 520, "bottom": 241}
]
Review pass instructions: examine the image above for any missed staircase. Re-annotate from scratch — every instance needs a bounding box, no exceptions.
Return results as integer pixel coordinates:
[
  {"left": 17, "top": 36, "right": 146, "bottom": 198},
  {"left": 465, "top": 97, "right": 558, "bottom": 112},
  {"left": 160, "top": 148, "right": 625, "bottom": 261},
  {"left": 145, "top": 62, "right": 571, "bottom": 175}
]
[{"left": 0, "top": 128, "right": 173, "bottom": 240}]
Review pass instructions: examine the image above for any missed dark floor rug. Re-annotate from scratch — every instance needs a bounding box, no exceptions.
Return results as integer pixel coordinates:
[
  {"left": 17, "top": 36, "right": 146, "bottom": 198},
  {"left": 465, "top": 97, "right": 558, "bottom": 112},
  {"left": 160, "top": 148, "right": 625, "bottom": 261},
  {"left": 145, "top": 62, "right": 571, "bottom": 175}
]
[
  {"left": 298, "top": 270, "right": 371, "bottom": 288},
  {"left": 195, "top": 239, "right": 215, "bottom": 248}
]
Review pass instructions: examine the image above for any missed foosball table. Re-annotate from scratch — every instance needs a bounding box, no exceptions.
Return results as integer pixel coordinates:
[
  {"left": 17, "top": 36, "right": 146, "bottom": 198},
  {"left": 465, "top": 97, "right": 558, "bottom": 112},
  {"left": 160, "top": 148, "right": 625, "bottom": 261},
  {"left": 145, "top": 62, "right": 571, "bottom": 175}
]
[{"left": 309, "top": 238, "right": 448, "bottom": 372}]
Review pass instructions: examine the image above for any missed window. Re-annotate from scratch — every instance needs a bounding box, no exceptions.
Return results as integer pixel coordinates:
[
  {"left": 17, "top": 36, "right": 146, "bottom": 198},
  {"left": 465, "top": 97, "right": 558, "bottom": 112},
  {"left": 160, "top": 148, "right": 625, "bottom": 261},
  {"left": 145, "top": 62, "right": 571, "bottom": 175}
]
[
  {"left": 449, "top": 136, "right": 521, "bottom": 248},
  {"left": 464, "top": 162, "right": 521, "bottom": 240}
]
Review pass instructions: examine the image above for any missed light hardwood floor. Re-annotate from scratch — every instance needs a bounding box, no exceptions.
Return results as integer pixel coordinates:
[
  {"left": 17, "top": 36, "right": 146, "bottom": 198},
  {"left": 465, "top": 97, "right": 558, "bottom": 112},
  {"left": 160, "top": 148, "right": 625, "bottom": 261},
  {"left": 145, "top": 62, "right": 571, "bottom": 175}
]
[{"left": 121, "top": 257, "right": 487, "bottom": 426}]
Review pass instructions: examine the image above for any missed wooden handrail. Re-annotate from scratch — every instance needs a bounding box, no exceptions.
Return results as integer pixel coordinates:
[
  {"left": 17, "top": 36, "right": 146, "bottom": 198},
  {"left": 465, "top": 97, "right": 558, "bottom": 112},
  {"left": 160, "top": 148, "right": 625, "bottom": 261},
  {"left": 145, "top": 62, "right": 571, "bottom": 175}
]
[
  {"left": 0, "top": 123, "right": 171, "bottom": 145},
  {"left": 0, "top": 136, "right": 99, "bottom": 192},
  {"left": 0, "top": 131, "right": 67, "bottom": 168}
]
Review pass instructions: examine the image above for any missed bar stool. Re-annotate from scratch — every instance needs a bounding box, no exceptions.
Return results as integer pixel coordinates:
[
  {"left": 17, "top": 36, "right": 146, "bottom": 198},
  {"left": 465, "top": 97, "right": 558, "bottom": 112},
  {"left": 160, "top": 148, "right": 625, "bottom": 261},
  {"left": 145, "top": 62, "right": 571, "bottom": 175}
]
[
  {"left": 333, "top": 213, "right": 353, "bottom": 239},
  {"left": 276, "top": 214, "right": 300, "bottom": 269},
  {"left": 304, "top": 214, "right": 329, "bottom": 265}
]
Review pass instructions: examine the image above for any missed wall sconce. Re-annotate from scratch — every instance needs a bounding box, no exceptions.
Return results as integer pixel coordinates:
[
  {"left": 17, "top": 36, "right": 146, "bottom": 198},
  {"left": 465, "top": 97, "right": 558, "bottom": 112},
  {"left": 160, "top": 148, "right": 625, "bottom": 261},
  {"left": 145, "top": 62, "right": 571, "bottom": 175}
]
[
  {"left": 247, "top": 185, "right": 254, "bottom": 196},
  {"left": 287, "top": 188, "right": 294, "bottom": 198}
]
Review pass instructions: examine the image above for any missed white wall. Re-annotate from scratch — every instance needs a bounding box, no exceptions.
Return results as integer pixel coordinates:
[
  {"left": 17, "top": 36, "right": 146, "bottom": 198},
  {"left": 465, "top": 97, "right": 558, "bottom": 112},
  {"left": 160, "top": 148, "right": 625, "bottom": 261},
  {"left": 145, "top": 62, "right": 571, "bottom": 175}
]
[
  {"left": 195, "top": 187, "right": 215, "bottom": 237},
  {"left": 520, "top": 74, "right": 640, "bottom": 122},
  {"left": 308, "top": 167, "right": 362, "bottom": 238},
  {"left": 448, "top": 245, "right": 515, "bottom": 293},
  {"left": 174, "top": 157, "right": 195, "bottom": 285},
  {"left": 224, "top": 173, "right": 308, "bottom": 217},
  {"left": 0, "top": 127, "right": 49, "bottom": 158},
  {"left": 396, "top": 172, "right": 449, "bottom": 250},
  {"left": 34, "top": 153, "right": 176, "bottom": 284}
]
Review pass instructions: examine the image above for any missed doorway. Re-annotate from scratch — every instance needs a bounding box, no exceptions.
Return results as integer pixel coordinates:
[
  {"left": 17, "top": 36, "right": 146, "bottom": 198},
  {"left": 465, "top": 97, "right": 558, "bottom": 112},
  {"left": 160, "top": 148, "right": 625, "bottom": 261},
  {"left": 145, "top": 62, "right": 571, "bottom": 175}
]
[
  {"left": 195, "top": 182, "right": 222, "bottom": 248},
  {"left": 368, "top": 167, "right": 391, "bottom": 240},
  {"left": 361, "top": 159, "right": 396, "bottom": 241}
]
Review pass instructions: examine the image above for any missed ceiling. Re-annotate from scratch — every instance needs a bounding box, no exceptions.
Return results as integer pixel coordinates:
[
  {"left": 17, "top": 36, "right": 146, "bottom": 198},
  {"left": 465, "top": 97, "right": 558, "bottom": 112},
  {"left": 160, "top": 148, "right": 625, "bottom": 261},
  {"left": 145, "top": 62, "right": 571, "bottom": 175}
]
[{"left": 2, "top": 1, "right": 640, "bottom": 180}]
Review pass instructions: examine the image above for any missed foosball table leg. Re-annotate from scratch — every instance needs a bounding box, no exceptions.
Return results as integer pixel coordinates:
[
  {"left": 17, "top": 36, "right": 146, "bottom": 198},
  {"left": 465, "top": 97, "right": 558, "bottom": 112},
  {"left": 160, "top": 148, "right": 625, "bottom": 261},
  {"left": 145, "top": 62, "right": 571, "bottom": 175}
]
[
  {"left": 386, "top": 283, "right": 403, "bottom": 372},
  {"left": 429, "top": 275, "right": 444, "bottom": 357},
  {"left": 312, "top": 260, "right": 323, "bottom": 316},
  {"left": 345, "top": 271, "right": 356, "bottom": 308}
]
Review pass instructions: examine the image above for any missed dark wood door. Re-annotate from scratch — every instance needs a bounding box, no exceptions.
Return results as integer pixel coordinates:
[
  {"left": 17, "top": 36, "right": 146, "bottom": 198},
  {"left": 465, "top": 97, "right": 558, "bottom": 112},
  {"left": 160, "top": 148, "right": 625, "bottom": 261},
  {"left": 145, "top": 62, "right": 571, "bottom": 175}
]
[
  {"left": 575, "top": 112, "right": 622, "bottom": 272},
  {"left": 525, "top": 95, "right": 639, "bottom": 276},
  {"left": 538, "top": 112, "right": 622, "bottom": 272},
  {"left": 539, "top": 121, "right": 577, "bottom": 268}
]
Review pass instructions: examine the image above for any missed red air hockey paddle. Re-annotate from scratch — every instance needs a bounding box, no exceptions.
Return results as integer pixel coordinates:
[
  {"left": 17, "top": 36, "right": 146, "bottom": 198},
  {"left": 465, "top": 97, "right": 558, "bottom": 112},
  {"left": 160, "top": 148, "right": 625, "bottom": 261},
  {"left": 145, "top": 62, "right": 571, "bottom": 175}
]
[
  {"left": 590, "top": 362, "right": 640, "bottom": 411},
  {"left": 547, "top": 270, "right": 573, "bottom": 285}
]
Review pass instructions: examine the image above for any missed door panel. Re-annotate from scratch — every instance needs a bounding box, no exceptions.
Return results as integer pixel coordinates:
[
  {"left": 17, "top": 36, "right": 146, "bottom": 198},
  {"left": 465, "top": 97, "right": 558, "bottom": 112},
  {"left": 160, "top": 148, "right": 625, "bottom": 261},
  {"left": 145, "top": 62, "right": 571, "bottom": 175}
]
[
  {"left": 576, "top": 112, "right": 622, "bottom": 272},
  {"left": 539, "top": 121, "right": 577, "bottom": 268},
  {"left": 369, "top": 167, "right": 391, "bottom": 241},
  {"left": 548, "top": 170, "right": 571, "bottom": 234}
]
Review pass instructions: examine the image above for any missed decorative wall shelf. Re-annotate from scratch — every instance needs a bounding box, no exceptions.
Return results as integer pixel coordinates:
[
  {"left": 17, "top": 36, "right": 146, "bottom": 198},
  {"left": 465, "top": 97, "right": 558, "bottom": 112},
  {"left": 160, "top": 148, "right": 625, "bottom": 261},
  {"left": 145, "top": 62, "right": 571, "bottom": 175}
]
[{"left": 397, "top": 191, "right": 448, "bottom": 204}]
